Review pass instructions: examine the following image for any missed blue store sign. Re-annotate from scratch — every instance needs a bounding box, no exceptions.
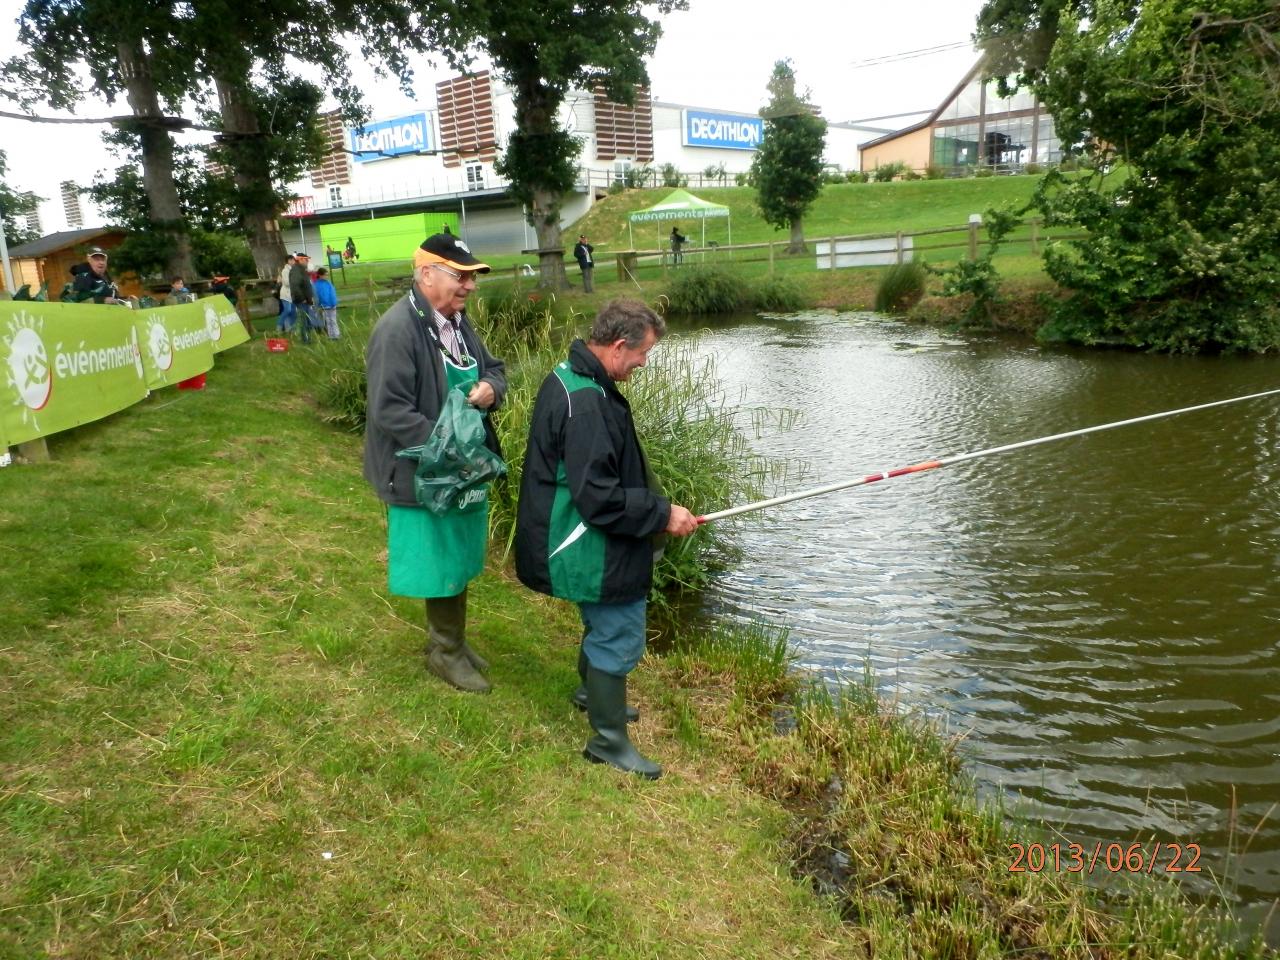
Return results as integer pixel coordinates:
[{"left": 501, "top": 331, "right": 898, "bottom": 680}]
[
  {"left": 350, "top": 114, "right": 431, "bottom": 163},
  {"left": 682, "top": 110, "right": 764, "bottom": 151}
]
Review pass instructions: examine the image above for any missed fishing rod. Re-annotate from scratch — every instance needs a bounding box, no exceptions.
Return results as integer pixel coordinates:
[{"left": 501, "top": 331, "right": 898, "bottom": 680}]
[{"left": 697, "top": 386, "right": 1280, "bottom": 525}]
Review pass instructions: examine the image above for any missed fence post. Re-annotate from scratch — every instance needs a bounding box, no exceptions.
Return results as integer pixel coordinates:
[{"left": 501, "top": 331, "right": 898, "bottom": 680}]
[
  {"left": 967, "top": 214, "right": 982, "bottom": 260},
  {"left": 768, "top": 241, "right": 775, "bottom": 276},
  {"left": 830, "top": 236, "right": 837, "bottom": 271},
  {"left": 896, "top": 232, "right": 904, "bottom": 265},
  {"left": 1030, "top": 221, "right": 1040, "bottom": 255}
]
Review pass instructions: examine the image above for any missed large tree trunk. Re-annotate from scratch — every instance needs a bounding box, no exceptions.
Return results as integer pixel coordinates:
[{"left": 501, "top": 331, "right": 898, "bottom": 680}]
[
  {"left": 532, "top": 186, "right": 568, "bottom": 290},
  {"left": 116, "top": 40, "right": 194, "bottom": 279},
  {"left": 787, "top": 218, "right": 807, "bottom": 254},
  {"left": 214, "top": 76, "right": 287, "bottom": 280}
]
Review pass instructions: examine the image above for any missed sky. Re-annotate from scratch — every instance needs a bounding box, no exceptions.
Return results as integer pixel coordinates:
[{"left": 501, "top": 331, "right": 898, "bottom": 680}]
[{"left": 0, "top": 0, "right": 988, "bottom": 234}]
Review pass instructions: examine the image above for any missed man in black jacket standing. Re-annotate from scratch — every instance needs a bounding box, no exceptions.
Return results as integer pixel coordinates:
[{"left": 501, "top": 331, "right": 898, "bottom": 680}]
[
  {"left": 515, "top": 299, "right": 698, "bottom": 778},
  {"left": 572, "top": 234, "right": 594, "bottom": 293},
  {"left": 364, "top": 234, "right": 507, "bottom": 693}
]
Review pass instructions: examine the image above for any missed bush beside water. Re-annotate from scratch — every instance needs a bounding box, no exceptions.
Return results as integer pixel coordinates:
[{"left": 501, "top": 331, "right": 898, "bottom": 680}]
[{"left": 665, "top": 267, "right": 810, "bottom": 315}]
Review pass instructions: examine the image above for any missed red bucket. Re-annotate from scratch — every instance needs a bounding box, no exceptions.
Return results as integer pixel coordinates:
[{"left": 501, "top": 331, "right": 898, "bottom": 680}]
[
  {"left": 177, "top": 372, "right": 207, "bottom": 391},
  {"left": 266, "top": 337, "right": 290, "bottom": 353}
]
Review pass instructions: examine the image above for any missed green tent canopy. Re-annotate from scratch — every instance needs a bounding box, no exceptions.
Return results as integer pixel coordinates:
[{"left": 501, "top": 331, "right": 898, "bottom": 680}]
[{"left": 626, "top": 189, "right": 731, "bottom": 252}]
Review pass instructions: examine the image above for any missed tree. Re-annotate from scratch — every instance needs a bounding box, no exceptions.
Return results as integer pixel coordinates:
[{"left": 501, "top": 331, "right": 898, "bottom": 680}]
[
  {"left": 979, "top": 0, "right": 1280, "bottom": 351},
  {"left": 486, "top": 0, "right": 685, "bottom": 289},
  {"left": 4, "top": 1, "right": 478, "bottom": 279},
  {"left": 0, "top": 150, "right": 41, "bottom": 248},
  {"left": 4, "top": 1, "right": 198, "bottom": 277},
  {"left": 750, "top": 61, "right": 827, "bottom": 254}
]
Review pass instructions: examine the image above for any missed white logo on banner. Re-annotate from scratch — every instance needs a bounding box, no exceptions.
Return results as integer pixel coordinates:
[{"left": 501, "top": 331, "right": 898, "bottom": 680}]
[
  {"left": 147, "top": 320, "right": 173, "bottom": 372},
  {"left": 204, "top": 305, "right": 222, "bottom": 343},
  {"left": 5, "top": 320, "right": 52, "bottom": 411}
]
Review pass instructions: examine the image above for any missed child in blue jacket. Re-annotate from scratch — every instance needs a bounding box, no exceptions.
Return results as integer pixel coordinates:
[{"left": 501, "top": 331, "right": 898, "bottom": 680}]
[{"left": 313, "top": 268, "right": 340, "bottom": 339}]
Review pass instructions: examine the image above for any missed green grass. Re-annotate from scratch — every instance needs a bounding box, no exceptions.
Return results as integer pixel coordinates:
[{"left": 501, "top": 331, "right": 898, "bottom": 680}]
[{"left": 2, "top": 314, "right": 1268, "bottom": 958}]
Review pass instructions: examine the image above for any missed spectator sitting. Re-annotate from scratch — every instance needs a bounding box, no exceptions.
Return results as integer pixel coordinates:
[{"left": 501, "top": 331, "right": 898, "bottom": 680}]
[
  {"left": 209, "top": 275, "right": 238, "bottom": 306},
  {"left": 69, "top": 246, "right": 119, "bottom": 303},
  {"left": 167, "top": 276, "right": 195, "bottom": 305}
]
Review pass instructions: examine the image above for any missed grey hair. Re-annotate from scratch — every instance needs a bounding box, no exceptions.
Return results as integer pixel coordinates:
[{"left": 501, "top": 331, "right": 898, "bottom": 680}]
[{"left": 588, "top": 299, "right": 666, "bottom": 348}]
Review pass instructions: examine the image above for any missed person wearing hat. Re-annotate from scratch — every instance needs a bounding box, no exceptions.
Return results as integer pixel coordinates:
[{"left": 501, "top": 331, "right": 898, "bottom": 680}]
[
  {"left": 209, "top": 275, "right": 238, "bottom": 306},
  {"left": 363, "top": 234, "right": 507, "bottom": 693},
  {"left": 572, "top": 234, "right": 595, "bottom": 293},
  {"left": 70, "top": 246, "right": 118, "bottom": 303},
  {"left": 289, "top": 253, "right": 321, "bottom": 334}
]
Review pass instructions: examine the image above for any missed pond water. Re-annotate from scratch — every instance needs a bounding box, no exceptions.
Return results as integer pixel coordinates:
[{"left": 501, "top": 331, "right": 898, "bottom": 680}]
[{"left": 684, "top": 311, "right": 1280, "bottom": 939}]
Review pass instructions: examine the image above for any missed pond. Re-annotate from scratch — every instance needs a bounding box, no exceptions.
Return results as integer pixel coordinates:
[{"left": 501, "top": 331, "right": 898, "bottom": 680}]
[{"left": 685, "top": 310, "right": 1280, "bottom": 939}]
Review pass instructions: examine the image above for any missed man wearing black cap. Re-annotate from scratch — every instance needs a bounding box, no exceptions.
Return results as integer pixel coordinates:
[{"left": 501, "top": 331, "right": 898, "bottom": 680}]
[
  {"left": 70, "top": 247, "right": 118, "bottom": 303},
  {"left": 363, "top": 234, "right": 507, "bottom": 693},
  {"left": 573, "top": 234, "right": 594, "bottom": 293}
]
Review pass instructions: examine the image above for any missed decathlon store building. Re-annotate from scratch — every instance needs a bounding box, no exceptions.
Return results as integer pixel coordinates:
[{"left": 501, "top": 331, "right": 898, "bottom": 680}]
[{"left": 283, "top": 71, "right": 877, "bottom": 257}]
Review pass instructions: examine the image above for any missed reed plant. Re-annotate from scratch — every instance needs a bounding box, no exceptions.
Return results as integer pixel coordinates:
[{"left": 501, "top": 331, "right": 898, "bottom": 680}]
[
  {"left": 751, "top": 274, "right": 807, "bottom": 313},
  {"left": 873, "top": 260, "right": 929, "bottom": 314},
  {"left": 665, "top": 266, "right": 751, "bottom": 315}
]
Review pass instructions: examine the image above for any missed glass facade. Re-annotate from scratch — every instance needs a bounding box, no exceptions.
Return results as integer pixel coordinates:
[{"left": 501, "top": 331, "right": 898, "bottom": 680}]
[{"left": 931, "top": 72, "right": 1062, "bottom": 172}]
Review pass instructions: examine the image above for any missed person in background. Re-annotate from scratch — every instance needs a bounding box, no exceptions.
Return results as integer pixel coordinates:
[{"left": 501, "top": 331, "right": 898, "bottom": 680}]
[
  {"left": 515, "top": 299, "right": 699, "bottom": 780},
  {"left": 69, "top": 247, "right": 119, "bottom": 303},
  {"left": 344, "top": 236, "right": 358, "bottom": 262},
  {"left": 573, "top": 234, "right": 595, "bottom": 293},
  {"left": 670, "top": 226, "right": 687, "bottom": 265},
  {"left": 167, "top": 276, "right": 194, "bottom": 304},
  {"left": 313, "top": 267, "right": 340, "bottom": 339},
  {"left": 209, "top": 275, "right": 238, "bottom": 306},
  {"left": 290, "top": 253, "right": 321, "bottom": 335},
  {"left": 277, "top": 255, "right": 296, "bottom": 335},
  {"left": 363, "top": 233, "right": 507, "bottom": 693}
]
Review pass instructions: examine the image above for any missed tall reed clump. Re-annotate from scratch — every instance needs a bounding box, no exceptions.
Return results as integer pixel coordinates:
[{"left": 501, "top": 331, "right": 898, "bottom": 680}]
[
  {"left": 627, "top": 333, "right": 768, "bottom": 593},
  {"left": 873, "top": 260, "right": 929, "bottom": 314},
  {"left": 665, "top": 267, "right": 750, "bottom": 315},
  {"left": 666, "top": 267, "right": 809, "bottom": 316}
]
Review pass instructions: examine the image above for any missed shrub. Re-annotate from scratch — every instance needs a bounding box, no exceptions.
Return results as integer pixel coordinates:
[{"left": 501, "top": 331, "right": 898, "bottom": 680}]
[
  {"left": 820, "top": 168, "right": 847, "bottom": 185},
  {"left": 751, "top": 274, "right": 807, "bottom": 313},
  {"left": 624, "top": 165, "right": 653, "bottom": 189},
  {"left": 846, "top": 170, "right": 870, "bottom": 183},
  {"left": 665, "top": 267, "right": 750, "bottom": 315},
  {"left": 1023, "top": 162, "right": 1043, "bottom": 175},
  {"left": 873, "top": 161, "right": 906, "bottom": 182},
  {"left": 974, "top": 166, "right": 996, "bottom": 178},
  {"left": 874, "top": 260, "right": 928, "bottom": 314},
  {"left": 659, "top": 162, "right": 687, "bottom": 188},
  {"left": 902, "top": 169, "right": 922, "bottom": 181},
  {"left": 924, "top": 164, "right": 946, "bottom": 180}
]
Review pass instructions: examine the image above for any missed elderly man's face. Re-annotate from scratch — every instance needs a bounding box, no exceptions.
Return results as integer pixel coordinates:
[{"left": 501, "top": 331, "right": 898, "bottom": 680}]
[
  {"left": 417, "top": 263, "right": 478, "bottom": 315},
  {"left": 88, "top": 256, "right": 107, "bottom": 277}
]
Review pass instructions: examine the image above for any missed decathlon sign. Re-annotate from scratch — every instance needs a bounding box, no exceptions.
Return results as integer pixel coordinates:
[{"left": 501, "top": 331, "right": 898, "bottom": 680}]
[
  {"left": 682, "top": 110, "right": 764, "bottom": 151},
  {"left": 350, "top": 114, "right": 431, "bottom": 163}
]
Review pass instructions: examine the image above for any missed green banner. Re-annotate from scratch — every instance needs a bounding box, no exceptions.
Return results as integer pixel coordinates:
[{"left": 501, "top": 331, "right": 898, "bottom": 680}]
[
  {"left": 133, "top": 300, "right": 216, "bottom": 389},
  {"left": 1, "top": 301, "right": 148, "bottom": 448},
  {"left": 200, "top": 296, "right": 250, "bottom": 354}
]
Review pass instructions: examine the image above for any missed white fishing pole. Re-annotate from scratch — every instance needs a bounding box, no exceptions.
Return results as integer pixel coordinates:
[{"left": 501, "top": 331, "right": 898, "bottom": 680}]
[{"left": 697, "top": 386, "right": 1280, "bottom": 525}]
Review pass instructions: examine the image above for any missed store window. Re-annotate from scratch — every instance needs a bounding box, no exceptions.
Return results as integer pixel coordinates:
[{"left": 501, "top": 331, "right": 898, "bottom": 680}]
[{"left": 466, "top": 163, "right": 485, "bottom": 191}]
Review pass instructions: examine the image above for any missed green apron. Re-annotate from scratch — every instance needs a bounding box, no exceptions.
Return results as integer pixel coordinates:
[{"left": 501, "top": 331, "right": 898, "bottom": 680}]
[{"left": 387, "top": 355, "right": 490, "bottom": 598}]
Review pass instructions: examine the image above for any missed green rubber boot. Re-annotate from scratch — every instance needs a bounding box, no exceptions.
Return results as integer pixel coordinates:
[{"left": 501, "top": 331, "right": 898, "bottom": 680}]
[
  {"left": 424, "top": 601, "right": 488, "bottom": 673},
  {"left": 571, "top": 647, "right": 638, "bottom": 721},
  {"left": 425, "top": 598, "right": 490, "bottom": 694},
  {"left": 582, "top": 667, "right": 660, "bottom": 780}
]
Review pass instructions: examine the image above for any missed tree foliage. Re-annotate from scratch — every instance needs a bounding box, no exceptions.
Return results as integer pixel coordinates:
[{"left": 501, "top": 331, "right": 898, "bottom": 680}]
[
  {"left": 749, "top": 61, "right": 827, "bottom": 254},
  {"left": 978, "top": 0, "right": 1280, "bottom": 351},
  {"left": 487, "top": 0, "right": 685, "bottom": 288},
  {"left": 0, "top": 150, "right": 42, "bottom": 247}
]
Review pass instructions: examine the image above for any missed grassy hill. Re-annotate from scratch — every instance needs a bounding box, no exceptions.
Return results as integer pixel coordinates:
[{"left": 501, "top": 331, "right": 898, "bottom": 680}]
[{"left": 571, "top": 176, "right": 1044, "bottom": 253}]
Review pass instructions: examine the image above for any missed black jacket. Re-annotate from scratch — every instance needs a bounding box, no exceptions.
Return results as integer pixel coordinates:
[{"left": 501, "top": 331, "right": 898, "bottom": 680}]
[
  {"left": 289, "top": 262, "right": 315, "bottom": 304},
  {"left": 515, "top": 340, "right": 669, "bottom": 604},
  {"left": 363, "top": 292, "right": 506, "bottom": 507},
  {"left": 573, "top": 241, "right": 593, "bottom": 269}
]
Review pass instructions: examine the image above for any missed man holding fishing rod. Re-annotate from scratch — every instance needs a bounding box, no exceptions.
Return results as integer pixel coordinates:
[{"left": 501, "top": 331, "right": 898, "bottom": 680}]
[{"left": 515, "top": 299, "right": 699, "bottom": 780}]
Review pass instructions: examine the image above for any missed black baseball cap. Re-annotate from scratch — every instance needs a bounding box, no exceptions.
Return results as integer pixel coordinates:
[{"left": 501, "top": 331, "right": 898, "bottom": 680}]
[{"left": 415, "top": 233, "right": 490, "bottom": 273}]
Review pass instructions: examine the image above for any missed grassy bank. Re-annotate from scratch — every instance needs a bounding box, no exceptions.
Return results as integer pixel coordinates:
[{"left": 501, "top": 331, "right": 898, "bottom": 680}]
[{"left": 1, "top": 310, "right": 1268, "bottom": 957}]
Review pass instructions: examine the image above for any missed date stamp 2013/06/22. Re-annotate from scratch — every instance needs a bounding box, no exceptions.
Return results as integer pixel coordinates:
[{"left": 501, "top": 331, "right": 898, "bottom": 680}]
[{"left": 1008, "top": 841, "right": 1202, "bottom": 875}]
